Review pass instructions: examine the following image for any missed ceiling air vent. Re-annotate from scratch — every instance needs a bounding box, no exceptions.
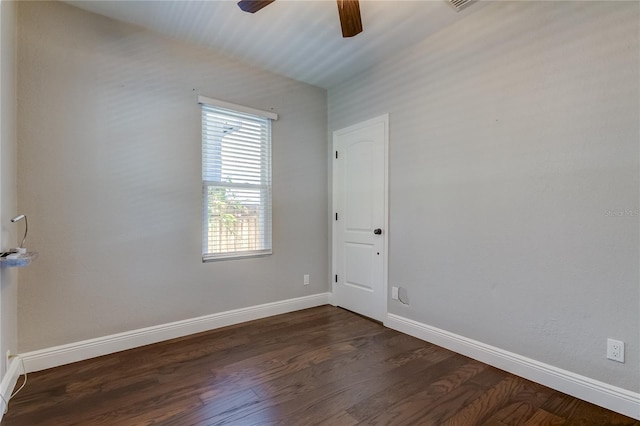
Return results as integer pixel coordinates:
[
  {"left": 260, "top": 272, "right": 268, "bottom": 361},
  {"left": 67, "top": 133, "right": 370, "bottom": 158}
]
[{"left": 447, "top": 0, "right": 475, "bottom": 12}]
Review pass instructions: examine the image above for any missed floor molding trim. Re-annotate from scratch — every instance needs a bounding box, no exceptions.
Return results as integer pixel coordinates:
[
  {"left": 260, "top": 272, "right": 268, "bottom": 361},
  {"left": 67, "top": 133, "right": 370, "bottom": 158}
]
[
  {"left": 20, "top": 293, "right": 331, "bottom": 374},
  {"left": 0, "top": 356, "right": 24, "bottom": 422},
  {"left": 385, "top": 313, "right": 640, "bottom": 421}
]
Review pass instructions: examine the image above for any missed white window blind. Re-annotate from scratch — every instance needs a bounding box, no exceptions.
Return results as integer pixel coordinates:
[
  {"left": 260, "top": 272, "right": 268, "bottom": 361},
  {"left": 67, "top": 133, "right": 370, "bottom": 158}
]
[{"left": 200, "top": 98, "right": 275, "bottom": 261}]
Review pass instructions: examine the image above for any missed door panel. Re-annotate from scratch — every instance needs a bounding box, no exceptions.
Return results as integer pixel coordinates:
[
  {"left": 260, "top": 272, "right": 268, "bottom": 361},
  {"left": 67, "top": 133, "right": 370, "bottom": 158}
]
[
  {"left": 345, "top": 242, "right": 374, "bottom": 291},
  {"left": 333, "top": 115, "right": 388, "bottom": 322},
  {"left": 345, "top": 142, "right": 374, "bottom": 231}
]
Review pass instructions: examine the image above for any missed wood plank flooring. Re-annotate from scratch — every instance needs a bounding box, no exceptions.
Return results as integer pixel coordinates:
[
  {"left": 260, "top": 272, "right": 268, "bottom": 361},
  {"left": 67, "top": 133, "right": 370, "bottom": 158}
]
[{"left": 2, "top": 306, "right": 638, "bottom": 425}]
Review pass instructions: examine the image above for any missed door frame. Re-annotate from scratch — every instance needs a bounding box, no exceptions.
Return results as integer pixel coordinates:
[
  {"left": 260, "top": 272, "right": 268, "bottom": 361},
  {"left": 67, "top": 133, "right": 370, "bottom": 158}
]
[{"left": 331, "top": 114, "right": 390, "bottom": 321}]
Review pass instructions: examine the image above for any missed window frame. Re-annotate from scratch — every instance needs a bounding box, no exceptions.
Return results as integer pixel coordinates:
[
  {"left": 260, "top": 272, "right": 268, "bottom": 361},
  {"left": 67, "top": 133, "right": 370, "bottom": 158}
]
[{"left": 199, "top": 96, "right": 277, "bottom": 262}]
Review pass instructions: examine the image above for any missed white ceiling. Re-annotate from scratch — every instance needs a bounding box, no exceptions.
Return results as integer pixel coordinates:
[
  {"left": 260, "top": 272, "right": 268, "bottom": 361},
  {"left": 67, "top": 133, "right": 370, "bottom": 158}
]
[{"left": 64, "top": 0, "right": 485, "bottom": 89}]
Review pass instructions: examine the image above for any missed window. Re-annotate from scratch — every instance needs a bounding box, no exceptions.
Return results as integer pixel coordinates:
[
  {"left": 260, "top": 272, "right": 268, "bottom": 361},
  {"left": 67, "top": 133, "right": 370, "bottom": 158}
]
[{"left": 200, "top": 96, "right": 277, "bottom": 261}]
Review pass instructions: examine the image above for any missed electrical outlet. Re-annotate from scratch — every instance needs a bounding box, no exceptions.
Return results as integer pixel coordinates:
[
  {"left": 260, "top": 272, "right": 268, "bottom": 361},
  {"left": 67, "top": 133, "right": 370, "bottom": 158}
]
[
  {"left": 392, "top": 286, "right": 399, "bottom": 300},
  {"left": 303, "top": 274, "right": 309, "bottom": 286},
  {"left": 398, "top": 287, "right": 409, "bottom": 305},
  {"left": 607, "top": 338, "right": 625, "bottom": 363}
]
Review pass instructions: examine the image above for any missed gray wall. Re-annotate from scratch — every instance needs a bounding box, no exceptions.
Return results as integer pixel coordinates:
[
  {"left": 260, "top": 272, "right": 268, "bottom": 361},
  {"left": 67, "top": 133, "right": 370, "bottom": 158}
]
[
  {"left": 329, "top": 1, "right": 639, "bottom": 392},
  {"left": 17, "top": 1, "right": 328, "bottom": 352},
  {"left": 0, "top": 0, "right": 18, "bottom": 379}
]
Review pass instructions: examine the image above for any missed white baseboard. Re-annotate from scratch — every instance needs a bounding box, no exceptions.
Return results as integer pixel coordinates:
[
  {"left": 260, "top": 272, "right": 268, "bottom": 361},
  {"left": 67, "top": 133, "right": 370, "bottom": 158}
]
[
  {"left": 14, "top": 299, "right": 638, "bottom": 420},
  {"left": 19, "top": 293, "right": 331, "bottom": 374},
  {"left": 385, "top": 313, "right": 640, "bottom": 421},
  {"left": 0, "top": 356, "right": 24, "bottom": 423}
]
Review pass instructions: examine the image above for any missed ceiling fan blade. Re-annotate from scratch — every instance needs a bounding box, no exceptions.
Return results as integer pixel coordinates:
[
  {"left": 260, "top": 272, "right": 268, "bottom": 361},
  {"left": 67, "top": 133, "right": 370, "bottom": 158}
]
[
  {"left": 336, "top": 0, "right": 362, "bottom": 38},
  {"left": 237, "top": 0, "right": 275, "bottom": 14}
]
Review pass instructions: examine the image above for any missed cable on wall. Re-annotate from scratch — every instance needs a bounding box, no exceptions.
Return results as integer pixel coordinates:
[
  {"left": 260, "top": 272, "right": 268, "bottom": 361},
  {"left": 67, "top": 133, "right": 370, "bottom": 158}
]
[{"left": 0, "top": 355, "right": 28, "bottom": 414}]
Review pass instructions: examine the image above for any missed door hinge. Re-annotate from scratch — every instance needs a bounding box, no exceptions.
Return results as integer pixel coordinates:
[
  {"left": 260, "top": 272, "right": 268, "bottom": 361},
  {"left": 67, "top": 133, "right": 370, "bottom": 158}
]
[
  {"left": 335, "top": 212, "right": 338, "bottom": 221},
  {"left": 335, "top": 274, "right": 338, "bottom": 283},
  {"left": 335, "top": 151, "right": 339, "bottom": 159}
]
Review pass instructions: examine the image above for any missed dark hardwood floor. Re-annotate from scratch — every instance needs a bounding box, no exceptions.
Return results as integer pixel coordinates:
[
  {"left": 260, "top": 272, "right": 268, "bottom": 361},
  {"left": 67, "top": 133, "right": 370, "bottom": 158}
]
[{"left": 2, "top": 306, "right": 638, "bottom": 425}]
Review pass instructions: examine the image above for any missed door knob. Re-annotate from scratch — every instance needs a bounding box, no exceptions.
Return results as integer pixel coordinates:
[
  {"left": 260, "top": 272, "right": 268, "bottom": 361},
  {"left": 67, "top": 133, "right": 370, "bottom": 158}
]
[{"left": 373, "top": 228, "right": 382, "bottom": 235}]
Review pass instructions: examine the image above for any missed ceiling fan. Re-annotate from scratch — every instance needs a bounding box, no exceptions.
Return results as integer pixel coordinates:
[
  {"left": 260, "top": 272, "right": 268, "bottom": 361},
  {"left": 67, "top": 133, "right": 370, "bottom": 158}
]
[{"left": 237, "top": 0, "right": 363, "bottom": 38}]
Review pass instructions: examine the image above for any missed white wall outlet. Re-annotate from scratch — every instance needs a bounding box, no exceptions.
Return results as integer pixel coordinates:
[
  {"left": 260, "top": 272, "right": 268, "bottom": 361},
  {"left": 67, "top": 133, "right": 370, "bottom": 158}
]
[
  {"left": 607, "top": 338, "right": 625, "bottom": 363},
  {"left": 398, "top": 287, "right": 409, "bottom": 305},
  {"left": 303, "top": 274, "right": 310, "bottom": 285},
  {"left": 392, "top": 286, "right": 399, "bottom": 300}
]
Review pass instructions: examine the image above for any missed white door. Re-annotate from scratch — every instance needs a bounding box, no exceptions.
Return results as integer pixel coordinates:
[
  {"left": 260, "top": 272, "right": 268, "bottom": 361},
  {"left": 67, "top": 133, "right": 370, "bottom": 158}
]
[{"left": 333, "top": 115, "right": 388, "bottom": 322}]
